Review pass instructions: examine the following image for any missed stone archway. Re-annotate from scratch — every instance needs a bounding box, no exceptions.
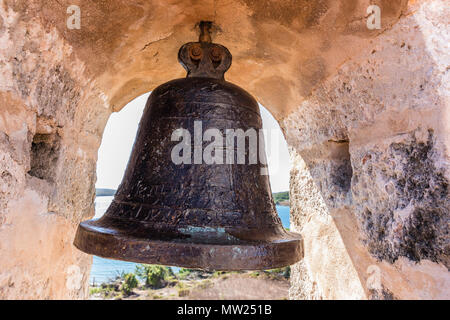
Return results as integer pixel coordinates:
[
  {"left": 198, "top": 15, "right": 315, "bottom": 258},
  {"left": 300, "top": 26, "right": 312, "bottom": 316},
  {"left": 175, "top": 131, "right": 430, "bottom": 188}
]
[{"left": 0, "top": 0, "right": 448, "bottom": 299}]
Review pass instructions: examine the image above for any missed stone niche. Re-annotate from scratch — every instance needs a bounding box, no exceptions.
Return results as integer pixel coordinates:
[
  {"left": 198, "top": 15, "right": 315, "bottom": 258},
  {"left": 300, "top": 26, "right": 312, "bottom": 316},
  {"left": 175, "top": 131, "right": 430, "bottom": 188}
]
[{"left": 0, "top": 0, "right": 448, "bottom": 299}]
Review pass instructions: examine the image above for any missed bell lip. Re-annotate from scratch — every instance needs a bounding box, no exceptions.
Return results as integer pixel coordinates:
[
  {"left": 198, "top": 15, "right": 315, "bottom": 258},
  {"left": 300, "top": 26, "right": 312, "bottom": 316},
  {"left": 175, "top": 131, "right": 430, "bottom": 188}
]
[{"left": 74, "top": 218, "right": 304, "bottom": 271}]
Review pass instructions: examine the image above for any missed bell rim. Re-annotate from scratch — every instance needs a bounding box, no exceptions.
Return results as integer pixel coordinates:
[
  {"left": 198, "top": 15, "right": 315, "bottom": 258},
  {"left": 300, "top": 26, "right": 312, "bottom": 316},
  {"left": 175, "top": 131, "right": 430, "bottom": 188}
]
[{"left": 74, "top": 218, "right": 303, "bottom": 271}]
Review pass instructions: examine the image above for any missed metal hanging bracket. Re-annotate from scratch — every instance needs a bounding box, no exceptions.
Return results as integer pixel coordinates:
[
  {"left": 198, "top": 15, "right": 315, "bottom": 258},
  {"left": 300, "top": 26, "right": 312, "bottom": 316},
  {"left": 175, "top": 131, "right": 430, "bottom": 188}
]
[{"left": 178, "top": 21, "right": 232, "bottom": 80}]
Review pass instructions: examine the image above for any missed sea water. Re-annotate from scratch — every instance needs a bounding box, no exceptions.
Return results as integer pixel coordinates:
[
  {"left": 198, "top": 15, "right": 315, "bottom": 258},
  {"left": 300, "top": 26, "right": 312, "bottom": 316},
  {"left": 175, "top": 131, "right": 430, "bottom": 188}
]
[{"left": 90, "top": 196, "right": 291, "bottom": 284}]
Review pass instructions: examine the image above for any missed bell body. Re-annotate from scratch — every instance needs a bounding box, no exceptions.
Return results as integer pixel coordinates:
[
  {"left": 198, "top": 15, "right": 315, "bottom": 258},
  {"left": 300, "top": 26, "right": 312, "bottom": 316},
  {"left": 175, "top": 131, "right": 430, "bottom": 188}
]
[{"left": 74, "top": 39, "right": 303, "bottom": 270}]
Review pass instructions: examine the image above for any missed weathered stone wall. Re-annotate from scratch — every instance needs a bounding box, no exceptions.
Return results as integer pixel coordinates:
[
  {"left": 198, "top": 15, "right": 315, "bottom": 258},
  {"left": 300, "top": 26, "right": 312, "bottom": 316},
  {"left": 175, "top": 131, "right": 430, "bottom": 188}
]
[
  {"left": 284, "top": 0, "right": 449, "bottom": 299},
  {"left": 0, "top": 0, "right": 447, "bottom": 299},
  {"left": 0, "top": 4, "right": 111, "bottom": 298}
]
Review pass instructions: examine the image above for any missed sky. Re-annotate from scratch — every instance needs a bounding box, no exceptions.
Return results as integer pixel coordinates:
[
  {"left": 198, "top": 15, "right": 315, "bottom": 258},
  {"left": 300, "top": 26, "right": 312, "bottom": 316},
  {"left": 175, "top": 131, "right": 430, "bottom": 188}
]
[{"left": 96, "top": 92, "right": 291, "bottom": 193}]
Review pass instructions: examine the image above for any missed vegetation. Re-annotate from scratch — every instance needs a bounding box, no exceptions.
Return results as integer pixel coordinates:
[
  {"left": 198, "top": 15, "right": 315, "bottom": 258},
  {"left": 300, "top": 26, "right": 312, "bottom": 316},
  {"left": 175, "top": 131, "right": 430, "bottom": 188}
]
[
  {"left": 89, "top": 287, "right": 103, "bottom": 295},
  {"left": 272, "top": 191, "right": 289, "bottom": 205},
  {"left": 178, "top": 268, "right": 217, "bottom": 280},
  {"left": 89, "top": 264, "right": 291, "bottom": 300},
  {"left": 177, "top": 268, "right": 194, "bottom": 280},
  {"left": 196, "top": 279, "right": 213, "bottom": 290},
  {"left": 135, "top": 264, "right": 174, "bottom": 288},
  {"left": 178, "top": 288, "right": 190, "bottom": 297},
  {"left": 249, "top": 266, "right": 290, "bottom": 280},
  {"left": 121, "top": 273, "right": 138, "bottom": 295},
  {"left": 267, "top": 266, "right": 290, "bottom": 279},
  {"left": 90, "top": 281, "right": 122, "bottom": 299}
]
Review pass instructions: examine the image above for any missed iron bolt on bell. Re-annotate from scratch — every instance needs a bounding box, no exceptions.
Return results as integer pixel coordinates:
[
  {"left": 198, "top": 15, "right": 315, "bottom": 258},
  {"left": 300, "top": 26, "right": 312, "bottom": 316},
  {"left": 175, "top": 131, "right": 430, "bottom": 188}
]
[{"left": 74, "top": 22, "right": 303, "bottom": 271}]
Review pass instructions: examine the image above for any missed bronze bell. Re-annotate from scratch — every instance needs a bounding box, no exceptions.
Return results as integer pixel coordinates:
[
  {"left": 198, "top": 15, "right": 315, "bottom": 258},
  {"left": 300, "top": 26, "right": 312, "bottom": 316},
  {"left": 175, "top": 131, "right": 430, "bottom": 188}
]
[{"left": 74, "top": 23, "right": 303, "bottom": 270}]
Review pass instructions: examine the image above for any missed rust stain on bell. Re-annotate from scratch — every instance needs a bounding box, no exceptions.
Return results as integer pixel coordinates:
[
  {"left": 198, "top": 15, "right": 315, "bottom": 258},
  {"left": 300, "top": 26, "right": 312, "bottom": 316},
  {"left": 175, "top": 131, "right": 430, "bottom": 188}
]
[{"left": 74, "top": 22, "right": 303, "bottom": 271}]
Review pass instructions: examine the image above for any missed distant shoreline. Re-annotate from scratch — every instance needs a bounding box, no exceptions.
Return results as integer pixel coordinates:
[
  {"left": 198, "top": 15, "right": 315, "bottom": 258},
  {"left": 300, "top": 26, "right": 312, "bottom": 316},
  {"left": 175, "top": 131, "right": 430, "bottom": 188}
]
[
  {"left": 96, "top": 188, "right": 290, "bottom": 207},
  {"left": 273, "top": 191, "right": 289, "bottom": 207},
  {"left": 96, "top": 188, "right": 116, "bottom": 197}
]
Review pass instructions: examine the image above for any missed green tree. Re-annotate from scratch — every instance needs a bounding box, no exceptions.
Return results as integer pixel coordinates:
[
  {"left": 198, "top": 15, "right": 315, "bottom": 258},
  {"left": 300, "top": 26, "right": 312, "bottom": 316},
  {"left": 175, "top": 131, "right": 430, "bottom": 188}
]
[
  {"left": 135, "top": 264, "right": 173, "bottom": 288},
  {"left": 121, "top": 273, "right": 138, "bottom": 295},
  {"left": 178, "top": 268, "right": 195, "bottom": 280}
]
